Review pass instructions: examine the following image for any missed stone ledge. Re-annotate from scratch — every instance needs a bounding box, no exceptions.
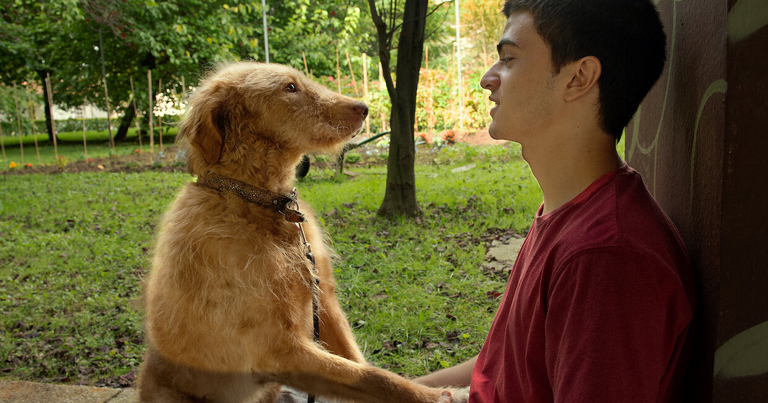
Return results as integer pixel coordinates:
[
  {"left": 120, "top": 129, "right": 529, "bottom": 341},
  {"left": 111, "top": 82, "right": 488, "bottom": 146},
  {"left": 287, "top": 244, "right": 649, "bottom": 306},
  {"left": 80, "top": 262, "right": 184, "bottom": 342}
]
[{"left": 0, "top": 380, "right": 137, "bottom": 403}]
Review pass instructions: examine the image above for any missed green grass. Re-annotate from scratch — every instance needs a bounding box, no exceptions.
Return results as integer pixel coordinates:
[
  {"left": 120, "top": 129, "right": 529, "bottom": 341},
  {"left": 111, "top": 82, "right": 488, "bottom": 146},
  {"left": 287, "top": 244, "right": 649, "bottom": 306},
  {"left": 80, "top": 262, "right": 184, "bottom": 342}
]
[
  {"left": 0, "top": 143, "right": 542, "bottom": 386},
  {"left": 0, "top": 127, "right": 178, "bottom": 169}
]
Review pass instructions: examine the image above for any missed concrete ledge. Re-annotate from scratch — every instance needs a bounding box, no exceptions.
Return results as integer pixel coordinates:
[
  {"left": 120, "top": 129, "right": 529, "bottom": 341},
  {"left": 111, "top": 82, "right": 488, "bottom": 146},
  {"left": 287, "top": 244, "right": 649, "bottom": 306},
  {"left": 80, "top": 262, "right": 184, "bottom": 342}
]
[{"left": 0, "top": 380, "right": 136, "bottom": 403}]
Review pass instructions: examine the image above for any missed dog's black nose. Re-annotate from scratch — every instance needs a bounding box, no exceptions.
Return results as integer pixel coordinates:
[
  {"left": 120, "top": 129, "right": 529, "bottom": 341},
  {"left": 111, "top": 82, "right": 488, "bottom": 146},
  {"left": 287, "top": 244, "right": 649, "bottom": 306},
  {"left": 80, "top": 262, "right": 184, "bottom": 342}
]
[{"left": 353, "top": 102, "right": 369, "bottom": 118}]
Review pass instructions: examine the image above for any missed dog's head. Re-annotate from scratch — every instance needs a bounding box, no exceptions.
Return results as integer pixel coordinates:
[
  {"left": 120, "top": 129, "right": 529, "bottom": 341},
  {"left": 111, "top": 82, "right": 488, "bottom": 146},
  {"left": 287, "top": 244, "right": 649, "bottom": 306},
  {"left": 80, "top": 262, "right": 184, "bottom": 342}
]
[{"left": 178, "top": 62, "right": 368, "bottom": 174}]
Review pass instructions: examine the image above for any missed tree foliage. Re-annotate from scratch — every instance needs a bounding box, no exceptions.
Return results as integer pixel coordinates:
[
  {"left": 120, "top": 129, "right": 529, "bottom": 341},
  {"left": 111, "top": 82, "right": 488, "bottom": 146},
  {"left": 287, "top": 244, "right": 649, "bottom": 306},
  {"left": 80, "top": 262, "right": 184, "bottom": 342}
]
[{"left": 0, "top": 0, "right": 372, "bottom": 142}]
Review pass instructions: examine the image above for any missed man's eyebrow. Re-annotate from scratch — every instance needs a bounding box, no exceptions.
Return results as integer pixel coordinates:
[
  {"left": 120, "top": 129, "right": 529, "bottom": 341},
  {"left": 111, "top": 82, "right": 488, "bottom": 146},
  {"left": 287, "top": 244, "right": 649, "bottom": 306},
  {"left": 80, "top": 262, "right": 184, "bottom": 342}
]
[{"left": 496, "top": 39, "right": 519, "bottom": 54}]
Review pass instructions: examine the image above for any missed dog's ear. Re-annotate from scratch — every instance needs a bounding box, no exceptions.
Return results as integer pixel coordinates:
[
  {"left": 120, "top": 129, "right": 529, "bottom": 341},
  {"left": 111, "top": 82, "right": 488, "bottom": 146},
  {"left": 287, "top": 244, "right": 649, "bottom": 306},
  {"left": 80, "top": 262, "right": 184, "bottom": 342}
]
[
  {"left": 180, "top": 93, "right": 228, "bottom": 166},
  {"left": 198, "top": 100, "right": 228, "bottom": 165}
]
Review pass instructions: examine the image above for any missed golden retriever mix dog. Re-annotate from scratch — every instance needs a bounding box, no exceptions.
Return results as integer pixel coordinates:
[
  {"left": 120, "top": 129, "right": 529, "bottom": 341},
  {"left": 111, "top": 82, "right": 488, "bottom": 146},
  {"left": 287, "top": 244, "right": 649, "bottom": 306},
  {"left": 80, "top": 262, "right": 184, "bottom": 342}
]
[{"left": 138, "top": 62, "right": 469, "bottom": 403}]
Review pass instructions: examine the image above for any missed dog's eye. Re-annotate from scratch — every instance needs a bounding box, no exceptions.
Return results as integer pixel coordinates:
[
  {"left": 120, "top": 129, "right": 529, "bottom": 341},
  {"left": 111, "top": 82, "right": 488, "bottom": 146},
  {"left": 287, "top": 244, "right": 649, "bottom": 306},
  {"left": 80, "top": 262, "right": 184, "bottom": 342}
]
[{"left": 285, "top": 83, "right": 298, "bottom": 93}]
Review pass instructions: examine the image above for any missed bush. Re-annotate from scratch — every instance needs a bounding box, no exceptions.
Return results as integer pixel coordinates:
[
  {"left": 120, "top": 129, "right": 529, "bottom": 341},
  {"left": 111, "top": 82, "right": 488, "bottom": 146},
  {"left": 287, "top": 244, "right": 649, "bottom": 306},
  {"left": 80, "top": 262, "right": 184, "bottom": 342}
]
[{"left": 344, "top": 153, "right": 361, "bottom": 164}]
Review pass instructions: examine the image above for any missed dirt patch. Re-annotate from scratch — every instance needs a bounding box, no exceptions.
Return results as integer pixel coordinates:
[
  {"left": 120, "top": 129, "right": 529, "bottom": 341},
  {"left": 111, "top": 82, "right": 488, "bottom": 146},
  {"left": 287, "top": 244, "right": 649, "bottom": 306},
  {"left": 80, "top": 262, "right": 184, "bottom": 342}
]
[
  {"left": 1, "top": 130, "right": 506, "bottom": 177},
  {"left": 2, "top": 147, "right": 189, "bottom": 176}
]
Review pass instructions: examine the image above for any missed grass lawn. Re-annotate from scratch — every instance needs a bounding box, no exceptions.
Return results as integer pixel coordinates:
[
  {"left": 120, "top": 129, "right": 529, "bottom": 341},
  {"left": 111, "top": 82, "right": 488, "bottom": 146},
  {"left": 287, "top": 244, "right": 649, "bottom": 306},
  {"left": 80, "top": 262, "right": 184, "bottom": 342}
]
[{"left": 0, "top": 142, "right": 542, "bottom": 387}]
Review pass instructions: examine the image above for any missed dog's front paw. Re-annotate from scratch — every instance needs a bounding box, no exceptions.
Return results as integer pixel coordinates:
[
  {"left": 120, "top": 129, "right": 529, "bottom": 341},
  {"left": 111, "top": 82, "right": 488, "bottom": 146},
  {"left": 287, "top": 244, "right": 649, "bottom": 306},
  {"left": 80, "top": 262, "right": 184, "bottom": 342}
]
[{"left": 444, "top": 386, "right": 469, "bottom": 403}]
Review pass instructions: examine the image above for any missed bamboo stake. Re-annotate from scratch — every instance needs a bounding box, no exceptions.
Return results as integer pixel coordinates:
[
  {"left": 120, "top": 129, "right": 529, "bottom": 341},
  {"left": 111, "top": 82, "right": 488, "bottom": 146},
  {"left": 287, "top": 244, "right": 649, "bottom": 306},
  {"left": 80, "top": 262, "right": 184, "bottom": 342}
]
[
  {"left": 158, "top": 78, "right": 163, "bottom": 152},
  {"left": 12, "top": 83, "right": 24, "bottom": 164},
  {"left": 82, "top": 97, "right": 88, "bottom": 160},
  {"left": 362, "top": 53, "right": 370, "bottom": 135},
  {"left": 45, "top": 73, "right": 58, "bottom": 161},
  {"left": 335, "top": 47, "right": 341, "bottom": 94},
  {"left": 129, "top": 77, "right": 142, "bottom": 150},
  {"left": 148, "top": 70, "right": 154, "bottom": 152},
  {"left": 302, "top": 52, "right": 309, "bottom": 76},
  {"left": 345, "top": 50, "right": 359, "bottom": 97},
  {"left": 25, "top": 89, "right": 40, "bottom": 163}
]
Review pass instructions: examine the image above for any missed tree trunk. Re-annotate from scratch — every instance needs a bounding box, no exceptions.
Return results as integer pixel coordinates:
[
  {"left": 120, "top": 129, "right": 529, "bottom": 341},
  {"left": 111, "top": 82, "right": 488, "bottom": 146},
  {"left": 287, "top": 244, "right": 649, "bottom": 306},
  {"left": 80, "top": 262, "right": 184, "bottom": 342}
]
[
  {"left": 36, "top": 70, "right": 56, "bottom": 142},
  {"left": 114, "top": 102, "right": 135, "bottom": 142},
  {"left": 371, "top": 0, "right": 428, "bottom": 217}
]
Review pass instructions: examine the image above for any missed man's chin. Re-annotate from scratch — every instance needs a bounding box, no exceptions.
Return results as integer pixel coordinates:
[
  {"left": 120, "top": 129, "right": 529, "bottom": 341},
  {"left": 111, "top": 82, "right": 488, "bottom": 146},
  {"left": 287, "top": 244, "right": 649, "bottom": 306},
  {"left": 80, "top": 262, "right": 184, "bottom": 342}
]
[{"left": 488, "top": 123, "right": 505, "bottom": 140}]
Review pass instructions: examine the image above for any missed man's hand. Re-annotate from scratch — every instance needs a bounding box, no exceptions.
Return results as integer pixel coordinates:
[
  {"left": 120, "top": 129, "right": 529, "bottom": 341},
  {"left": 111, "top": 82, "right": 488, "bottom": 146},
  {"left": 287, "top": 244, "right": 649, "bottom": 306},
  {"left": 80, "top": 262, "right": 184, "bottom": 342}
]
[{"left": 437, "top": 391, "right": 452, "bottom": 403}]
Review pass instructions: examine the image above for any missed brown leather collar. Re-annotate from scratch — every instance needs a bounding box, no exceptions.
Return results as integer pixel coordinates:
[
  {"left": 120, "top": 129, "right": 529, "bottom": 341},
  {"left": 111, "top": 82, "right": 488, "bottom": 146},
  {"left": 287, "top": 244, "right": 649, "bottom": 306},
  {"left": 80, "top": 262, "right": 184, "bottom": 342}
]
[{"left": 196, "top": 172, "right": 305, "bottom": 222}]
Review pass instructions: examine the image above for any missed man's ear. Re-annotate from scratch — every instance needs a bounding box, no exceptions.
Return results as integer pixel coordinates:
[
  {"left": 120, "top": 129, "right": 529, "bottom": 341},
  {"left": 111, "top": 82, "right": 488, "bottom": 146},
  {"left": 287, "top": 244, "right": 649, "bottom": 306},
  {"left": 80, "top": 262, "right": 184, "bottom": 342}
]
[{"left": 563, "top": 56, "right": 601, "bottom": 102}]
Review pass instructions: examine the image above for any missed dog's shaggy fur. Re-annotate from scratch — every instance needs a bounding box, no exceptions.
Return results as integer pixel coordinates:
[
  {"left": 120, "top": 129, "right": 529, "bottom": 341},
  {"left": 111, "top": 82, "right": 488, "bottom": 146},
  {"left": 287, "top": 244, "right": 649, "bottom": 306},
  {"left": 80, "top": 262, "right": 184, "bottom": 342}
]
[{"left": 138, "top": 62, "right": 468, "bottom": 403}]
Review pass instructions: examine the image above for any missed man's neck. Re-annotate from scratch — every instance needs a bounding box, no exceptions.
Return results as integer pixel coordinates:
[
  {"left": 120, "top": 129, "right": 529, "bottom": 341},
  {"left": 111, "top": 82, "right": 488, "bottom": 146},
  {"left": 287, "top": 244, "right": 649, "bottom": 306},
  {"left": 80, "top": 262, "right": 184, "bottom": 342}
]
[{"left": 523, "top": 131, "right": 623, "bottom": 215}]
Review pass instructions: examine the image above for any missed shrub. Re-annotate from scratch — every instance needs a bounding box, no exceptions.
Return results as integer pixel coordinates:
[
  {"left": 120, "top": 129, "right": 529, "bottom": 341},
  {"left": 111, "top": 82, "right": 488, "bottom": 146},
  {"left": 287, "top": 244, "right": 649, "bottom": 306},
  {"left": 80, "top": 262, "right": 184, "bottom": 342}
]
[{"left": 344, "top": 153, "right": 361, "bottom": 164}]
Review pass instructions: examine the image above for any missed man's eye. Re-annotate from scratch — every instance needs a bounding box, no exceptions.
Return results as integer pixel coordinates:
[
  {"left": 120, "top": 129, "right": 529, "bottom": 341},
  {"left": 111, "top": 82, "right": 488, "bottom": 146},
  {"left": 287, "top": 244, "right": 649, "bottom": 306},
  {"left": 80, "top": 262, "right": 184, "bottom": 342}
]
[
  {"left": 500, "top": 57, "right": 513, "bottom": 64},
  {"left": 286, "top": 83, "right": 297, "bottom": 92}
]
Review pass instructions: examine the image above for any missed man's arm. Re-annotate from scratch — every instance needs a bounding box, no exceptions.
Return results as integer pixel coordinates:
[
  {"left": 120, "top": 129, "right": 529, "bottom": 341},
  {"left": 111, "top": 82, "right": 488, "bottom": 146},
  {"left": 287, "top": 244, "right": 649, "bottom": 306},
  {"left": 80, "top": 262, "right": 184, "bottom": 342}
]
[{"left": 414, "top": 355, "right": 478, "bottom": 388}]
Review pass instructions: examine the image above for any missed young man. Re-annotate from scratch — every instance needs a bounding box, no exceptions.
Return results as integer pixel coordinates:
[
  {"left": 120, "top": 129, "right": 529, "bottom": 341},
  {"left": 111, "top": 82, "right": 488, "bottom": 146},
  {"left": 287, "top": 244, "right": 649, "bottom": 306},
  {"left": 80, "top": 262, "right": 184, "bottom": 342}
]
[{"left": 422, "top": 0, "right": 695, "bottom": 402}]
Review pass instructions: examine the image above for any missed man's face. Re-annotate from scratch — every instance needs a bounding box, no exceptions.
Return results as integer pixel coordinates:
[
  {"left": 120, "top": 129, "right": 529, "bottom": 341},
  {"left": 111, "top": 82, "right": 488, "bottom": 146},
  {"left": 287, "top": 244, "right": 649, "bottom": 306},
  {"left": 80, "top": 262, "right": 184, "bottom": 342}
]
[{"left": 480, "top": 11, "right": 560, "bottom": 143}]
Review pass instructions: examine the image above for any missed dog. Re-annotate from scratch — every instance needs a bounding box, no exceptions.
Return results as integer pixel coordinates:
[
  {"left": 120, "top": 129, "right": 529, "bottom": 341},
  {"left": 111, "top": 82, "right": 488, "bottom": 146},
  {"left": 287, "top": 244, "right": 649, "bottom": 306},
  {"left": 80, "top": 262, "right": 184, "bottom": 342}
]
[{"left": 138, "top": 62, "right": 469, "bottom": 403}]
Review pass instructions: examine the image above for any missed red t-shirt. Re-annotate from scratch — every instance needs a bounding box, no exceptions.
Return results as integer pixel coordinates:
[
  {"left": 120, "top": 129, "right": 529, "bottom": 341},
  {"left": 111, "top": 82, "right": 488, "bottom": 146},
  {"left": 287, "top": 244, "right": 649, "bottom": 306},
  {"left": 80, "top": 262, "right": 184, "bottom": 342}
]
[{"left": 469, "top": 165, "right": 695, "bottom": 403}]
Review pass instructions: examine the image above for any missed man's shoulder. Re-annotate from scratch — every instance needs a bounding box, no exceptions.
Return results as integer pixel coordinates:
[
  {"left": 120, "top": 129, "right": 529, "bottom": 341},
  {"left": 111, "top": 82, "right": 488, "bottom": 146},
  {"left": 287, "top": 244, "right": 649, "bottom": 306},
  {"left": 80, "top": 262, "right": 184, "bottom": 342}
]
[{"left": 545, "top": 168, "right": 688, "bottom": 269}]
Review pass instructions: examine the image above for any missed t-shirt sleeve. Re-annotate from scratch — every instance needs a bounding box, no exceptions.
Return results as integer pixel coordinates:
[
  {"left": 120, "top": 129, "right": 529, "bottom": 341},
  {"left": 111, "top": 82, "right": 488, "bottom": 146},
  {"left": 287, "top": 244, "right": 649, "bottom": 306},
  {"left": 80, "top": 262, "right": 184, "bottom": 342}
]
[{"left": 544, "top": 247, "right": 691, "bottom": 403}]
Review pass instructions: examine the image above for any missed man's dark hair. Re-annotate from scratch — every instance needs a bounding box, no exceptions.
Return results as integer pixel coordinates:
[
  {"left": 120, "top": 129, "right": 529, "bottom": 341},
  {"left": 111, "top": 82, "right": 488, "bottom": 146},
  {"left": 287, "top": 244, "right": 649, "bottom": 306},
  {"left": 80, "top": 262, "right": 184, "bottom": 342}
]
[{"left": 503, "top": 0, "right": 666, "bottom": 140}]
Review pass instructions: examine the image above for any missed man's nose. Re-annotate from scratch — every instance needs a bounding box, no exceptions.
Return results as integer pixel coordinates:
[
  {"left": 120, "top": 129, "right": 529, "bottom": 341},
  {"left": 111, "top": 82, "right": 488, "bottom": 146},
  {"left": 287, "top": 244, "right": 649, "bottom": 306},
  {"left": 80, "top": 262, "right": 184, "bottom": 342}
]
[{"left": 480, "top": 69, "right": 499, "bottom": 92}]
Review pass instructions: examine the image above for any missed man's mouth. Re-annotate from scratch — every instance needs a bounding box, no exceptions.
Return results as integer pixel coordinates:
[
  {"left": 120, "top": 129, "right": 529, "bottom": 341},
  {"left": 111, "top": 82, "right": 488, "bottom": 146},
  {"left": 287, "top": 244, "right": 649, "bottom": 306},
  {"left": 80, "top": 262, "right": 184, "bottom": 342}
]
[{"left": 489, "top": 99, "right": 499, "bottom": 118}]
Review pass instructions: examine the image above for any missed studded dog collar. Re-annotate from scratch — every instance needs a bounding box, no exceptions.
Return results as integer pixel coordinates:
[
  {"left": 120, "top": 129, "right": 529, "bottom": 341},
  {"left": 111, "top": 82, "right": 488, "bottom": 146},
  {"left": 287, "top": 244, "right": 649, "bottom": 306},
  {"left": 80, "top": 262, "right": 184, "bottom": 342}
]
[{"left": 196, "top": 172, "right": 306, "bottom": 223}]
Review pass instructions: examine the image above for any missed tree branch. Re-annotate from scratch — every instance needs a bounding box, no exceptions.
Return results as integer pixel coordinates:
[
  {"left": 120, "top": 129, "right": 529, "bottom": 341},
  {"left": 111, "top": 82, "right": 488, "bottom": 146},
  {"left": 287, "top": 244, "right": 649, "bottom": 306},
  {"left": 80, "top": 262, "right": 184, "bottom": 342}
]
[{"left": 367, "top": 0, "right": 398, "bottom": 104}]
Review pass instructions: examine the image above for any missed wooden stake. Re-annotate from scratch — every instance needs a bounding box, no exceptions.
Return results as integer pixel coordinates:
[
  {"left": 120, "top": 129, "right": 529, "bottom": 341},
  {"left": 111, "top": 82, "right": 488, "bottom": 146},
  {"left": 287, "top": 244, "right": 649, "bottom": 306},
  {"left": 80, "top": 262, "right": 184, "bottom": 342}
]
[
  {"left": 98, "top": 29, "right": 116, "bottom": 157},
  {"left": 45, "top": 73, "right": 58, "bottom": 161},
  {"left": 363, "top": 53, "right": 369, "bottom": 95},
  {"left": 362, "top": 53, "right": 370, "bottom": 135},
  {"left": 452, "top": 44, "right": 458, "bottom": 127},
  {"left": 302, "top": 51, "right": 309, "bottom": 76},
  {"left": 148, "top": 70, "right": 154, "bottom": 152},
  {"left": 345, "top": 50, "right": 359, "bottom": 97},
  {"left": 129, "top": 77, "right": 142, "bottom": 150},
  {"left": 158, "top": 78, "right": 163, "bottom": 152},
  {"left": 426, "top": 45, "right": 434, "bottom": 134},
  {"left": 455, "top": 0, "right": 464, "bottom": 130},
  {"left": 336, "top": 47, "right": 341, "bottom": 94},
  {"left": 0, "top": 116, "right": 6, "bottom": 165},
  {"left": 378, "top": 62, "right": 387, "bottom": 131},
  {"left": 378, "top": 61, "right": 385, "bottom": 90},
  {"left": 81, "top": 97, "right": 88, "bottom": 160},
  {"left": 12, "top": 83, "right": 24, "bottom": 164},
  {"left": 25, "top": 89, "right": 40, "bottom": 163}
]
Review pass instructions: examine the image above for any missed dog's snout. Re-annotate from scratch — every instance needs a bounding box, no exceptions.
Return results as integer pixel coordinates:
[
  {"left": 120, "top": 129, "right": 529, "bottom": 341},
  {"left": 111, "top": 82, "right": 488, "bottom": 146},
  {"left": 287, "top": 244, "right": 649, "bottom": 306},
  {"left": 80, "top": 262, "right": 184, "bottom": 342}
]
[{"left": 353, "top": 102, "right": 369, "bottom": 118}]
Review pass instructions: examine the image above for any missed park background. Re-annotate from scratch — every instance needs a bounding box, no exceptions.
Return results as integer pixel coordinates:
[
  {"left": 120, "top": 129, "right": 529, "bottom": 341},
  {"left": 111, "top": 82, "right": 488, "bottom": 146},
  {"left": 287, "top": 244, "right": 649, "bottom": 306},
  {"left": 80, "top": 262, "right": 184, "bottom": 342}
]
[
  {"left": 2, "top": 0, "right": 767, "bottom": 402},
  {"left": 0, "top": 0, "right": 555, "bottom": 390}
]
